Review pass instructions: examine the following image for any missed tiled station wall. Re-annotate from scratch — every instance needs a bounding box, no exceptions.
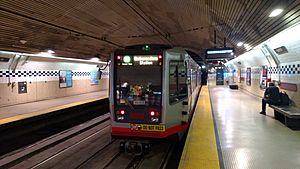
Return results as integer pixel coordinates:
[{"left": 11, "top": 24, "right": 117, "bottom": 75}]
[
  {"left": 227, "top": 22, "right": 300, "bottom": 107},
  {"left": 0, "top": 59, "right": 109, "bottom": 107},
  {"left": 238, "top": 63, "right": 300, "bottom": 107}
]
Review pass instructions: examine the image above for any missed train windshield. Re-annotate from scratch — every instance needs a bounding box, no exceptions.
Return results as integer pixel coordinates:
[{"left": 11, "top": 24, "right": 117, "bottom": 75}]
[{"left": 115, "top": 54, "right": 162, "bottom": 107}]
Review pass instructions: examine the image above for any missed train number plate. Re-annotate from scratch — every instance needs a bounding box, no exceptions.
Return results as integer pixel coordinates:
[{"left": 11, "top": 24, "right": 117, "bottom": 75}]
[
  {"left": 130, "top": 124, "right": 165, "bottom": 132},
  {"left": 133, "top": 100, "right": 145, "bottom": 105}
]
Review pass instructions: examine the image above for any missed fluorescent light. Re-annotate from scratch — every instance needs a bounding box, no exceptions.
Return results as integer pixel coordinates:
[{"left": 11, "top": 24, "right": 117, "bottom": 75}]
[
  {"left": 206, "top": 49, "right": 234, "bottom": 54},
  {"left": 90, "top": 57, "right": 100, "bottom": 62},
  {"left": 237, "top": 42, "right": 244, "bottom": 47},
  {"left": 201, "top": 65, "right": 206, "bottom": 69},
  {"left": 47, "top": 50, "right": 55, "bottom": 54},
  {"left": 0, "top": 50, "right": 107, "bottom": 65},
  {"left": 269, "top": 9, "right": 283, "bottom": 17},
  {"left": 19, "top": 40, "right": 27, "bottom": 44},
  {"left": 39, "top": 52, "right": 53, "bottom": 57},
  {"left": 244, "top": 43, "right": 253, "bottom": 51}
]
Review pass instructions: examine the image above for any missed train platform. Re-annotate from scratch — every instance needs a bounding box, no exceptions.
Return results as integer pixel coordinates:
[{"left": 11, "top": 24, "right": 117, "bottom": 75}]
[
  {"left": 0, "top": 91, "right": 108, "bottom": 125},
  {"left": 179, "top": 85, "right": 300, "bottom": 169}
]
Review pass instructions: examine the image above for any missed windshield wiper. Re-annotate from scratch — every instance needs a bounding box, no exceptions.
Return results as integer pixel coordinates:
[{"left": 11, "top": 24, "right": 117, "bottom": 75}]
[{"left": 125, "top": 98, "right": 134, "bottom": 110}]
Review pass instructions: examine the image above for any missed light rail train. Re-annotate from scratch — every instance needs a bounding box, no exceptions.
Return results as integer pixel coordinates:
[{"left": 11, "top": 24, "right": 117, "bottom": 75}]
[{"left": 109, "top": 45, "right": 202, "bottom": 155}]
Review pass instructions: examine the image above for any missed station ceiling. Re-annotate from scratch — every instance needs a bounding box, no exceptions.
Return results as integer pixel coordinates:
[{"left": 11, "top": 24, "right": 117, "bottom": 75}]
[{"left": 0, "top": 0, "right": 300, "bottom": 63}]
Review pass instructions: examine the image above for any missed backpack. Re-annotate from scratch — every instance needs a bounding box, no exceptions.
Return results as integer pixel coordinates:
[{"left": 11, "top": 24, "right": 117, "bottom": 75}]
[{"left": 280, "top": 92, "right": 290, "bottom": 106}]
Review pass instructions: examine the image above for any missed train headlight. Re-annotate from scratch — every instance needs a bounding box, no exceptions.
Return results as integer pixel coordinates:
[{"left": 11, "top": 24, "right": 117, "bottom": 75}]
[
  {"left": 116, "top": 110, "right": 125, "bottom": 121},
  {"left": 117, "top": 116, "right": 124, "bottom": 120},
  {"left": 120, "top": 110, "right": 125, "bottom": 115},
  {"left": 149, "top": 110, "right": 160, "bottom": 117},
  {"left": 151, "top": 117, "right": 159, "bottom": 122}
]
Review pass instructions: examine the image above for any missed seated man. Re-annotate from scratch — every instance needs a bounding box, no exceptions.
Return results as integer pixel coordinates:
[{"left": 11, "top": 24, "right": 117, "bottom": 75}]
[{"left": 260, "top": 82, "right": 281, "bottom": 115}]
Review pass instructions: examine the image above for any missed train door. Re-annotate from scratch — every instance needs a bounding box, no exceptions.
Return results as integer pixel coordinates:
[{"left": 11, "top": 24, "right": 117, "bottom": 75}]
[{"left": 167, "top": 54, "right": 189, "bottom": 125}]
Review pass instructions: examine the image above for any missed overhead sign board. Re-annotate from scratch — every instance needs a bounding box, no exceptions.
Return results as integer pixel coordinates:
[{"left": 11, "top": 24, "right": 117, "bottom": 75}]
[{"left": 206, "top": 48, "right": 235, "bottom": 60}]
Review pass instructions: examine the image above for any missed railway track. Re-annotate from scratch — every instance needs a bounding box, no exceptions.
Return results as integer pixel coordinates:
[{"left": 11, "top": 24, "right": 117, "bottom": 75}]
[
  {"left": 0, "top": 98, "right": 109, "bottom": 156},
  {"left": 0, "top": 113, "right": 112, "bottom": 169},
  {"left": 1, "top": 111, "right": 181, "bottom": 169},
  {"left": 1, "top": 112, "right": 175, "bottom": 169},
  {"left": 79, "top": 141, "right": 174, "bottom": 169}
]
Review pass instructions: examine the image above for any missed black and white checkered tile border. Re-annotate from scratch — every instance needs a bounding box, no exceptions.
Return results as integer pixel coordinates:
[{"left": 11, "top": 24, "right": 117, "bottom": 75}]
[
  {"left": 0, "top": 70, "right": 92, "bottom": 78},
  {"left": 72, "top": 72, "right": 90, "bottom": 76},
  {"left": 0, "top": 70, "right": 58, "bottom": 77},
  {"left": 268, "top": 64, "right": 300, "bottom": 75}
]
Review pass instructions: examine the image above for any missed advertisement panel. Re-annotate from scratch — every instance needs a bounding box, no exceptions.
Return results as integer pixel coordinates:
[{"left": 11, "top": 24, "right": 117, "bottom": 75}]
[
  {"left": 237, "top": 68, "right": 241, "bottom": 83},
  {"left": 246, "top": 67, "right": 251, "bottom": 86},
  {"left": 59, "top": 70, "right": 72, "bottom": 88},
  {"left": 216, "top": 68, "right": 224, "bottom": 85},
  {"left": 90, "top": 70, "right": 100, "bottom": 85},
  {"left": 260, "top": 65, "right": 268, "bottom": 89}
]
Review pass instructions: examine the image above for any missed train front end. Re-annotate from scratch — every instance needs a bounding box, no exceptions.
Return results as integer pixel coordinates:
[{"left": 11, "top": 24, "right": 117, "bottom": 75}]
[{"left": 110, "top": 50, "right": 166, "bottom": 140}]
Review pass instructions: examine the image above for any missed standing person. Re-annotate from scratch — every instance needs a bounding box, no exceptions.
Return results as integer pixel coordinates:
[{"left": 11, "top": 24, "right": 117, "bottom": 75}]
[
  {"left": 201, "top": 70, "right": 208, "bottom": 85},
  {"left": 260, "top": 82, "right": 281, "bottom": 115}
]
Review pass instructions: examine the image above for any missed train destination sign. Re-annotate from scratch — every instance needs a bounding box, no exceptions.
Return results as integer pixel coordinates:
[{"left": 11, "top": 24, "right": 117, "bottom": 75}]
[
  {"left": 134, "top": 55, "right": 158, "bottom": 65},
  {"left": 120, "top": 55, "right": 160, "bottom": 66}
]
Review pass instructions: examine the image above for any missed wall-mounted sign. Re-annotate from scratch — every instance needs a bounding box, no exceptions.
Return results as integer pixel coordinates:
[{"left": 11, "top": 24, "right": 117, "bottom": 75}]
[
  {"left": 237, "top": 68, "right": 241, "bottom": 83},
  {"left": 90, "top": 70, "right": 100, "bottom": 85},
  {"left": 59, "top": 70, "right": 72, "bottom": 88},
  {"left": 274, "top": 46, "right": 288, "bottom": 55},
  {"left": 246, "top": 67, "right": 251, "bottom": 86},
  {"left": 216, "top": 68, "right": 224, "bottom": 85},
  {"left": 0, "top": 57, "right": 9, "bottom": 62},
  {"left": 18, "top": 81, "right": 27, "bottom": 94},
  {"left": 260, "top": 66, "right": 268, "bottom": 89}
]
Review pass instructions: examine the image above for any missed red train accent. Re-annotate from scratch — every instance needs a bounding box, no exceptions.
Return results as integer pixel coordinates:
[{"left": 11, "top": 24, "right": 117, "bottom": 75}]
[{"left": 112, "top": 123, "right": 188, "bottom": 138}]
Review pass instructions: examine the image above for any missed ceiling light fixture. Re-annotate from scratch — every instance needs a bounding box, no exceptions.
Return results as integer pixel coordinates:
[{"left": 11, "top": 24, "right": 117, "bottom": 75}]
[
  {"left": 90, "top": 57, "right": 100, "bottom": 62},
  {"left": 47, "top": 49, "right": 55, "bottom": 54},
  {"left": 0, "top": 50, "right": 107, "bottom": 65},
  {"left": 244, "top": 43, "right": 253, "bottom": 51},
  {"left": 269, "top": 9, "right": 283, "bottom": 17},
  {"left": 39, "top": 52, "right": 53, "bottom": 57},
  {"left": 237, "top": 42, "right": 244, "bottom": 47},
  {"left": 19, "top": 40, "right": 27, "bottom": 44}
]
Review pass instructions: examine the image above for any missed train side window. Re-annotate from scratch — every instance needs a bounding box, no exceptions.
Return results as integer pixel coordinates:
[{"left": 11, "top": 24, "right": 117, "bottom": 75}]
[{"left": 169, "top": 61, "right": 187, "bottom": 104}]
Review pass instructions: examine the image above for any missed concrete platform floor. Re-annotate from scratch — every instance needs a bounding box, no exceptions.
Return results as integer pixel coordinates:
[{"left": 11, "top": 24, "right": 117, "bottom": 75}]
[{"left": 0, "top": 91, "right": 108, "bottom": 120}]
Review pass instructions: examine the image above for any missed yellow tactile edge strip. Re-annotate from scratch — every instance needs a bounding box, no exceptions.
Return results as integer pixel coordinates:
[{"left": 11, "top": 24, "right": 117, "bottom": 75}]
[
  {"left": 178, "top": 86, "right": 220, "bottom": 169},
  {"left": 0, "top": 96, "right": 108, "bottom": 125}
]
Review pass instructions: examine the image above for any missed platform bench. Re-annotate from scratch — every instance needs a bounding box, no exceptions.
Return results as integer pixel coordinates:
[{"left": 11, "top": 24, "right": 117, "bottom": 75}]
[{"left": 270, "top": 105, "right": 300, "bottom": 130}]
